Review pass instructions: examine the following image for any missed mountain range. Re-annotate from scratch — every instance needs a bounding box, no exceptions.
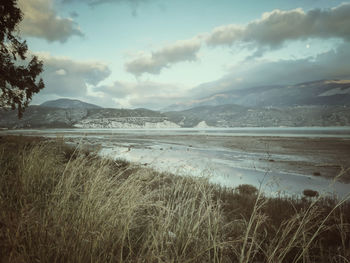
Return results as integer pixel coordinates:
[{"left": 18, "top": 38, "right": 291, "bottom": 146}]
[
  {"left": 1, "top": 80, "right": 350, "bottom": 129},
  {"left": 164, "top": 79, "right": 350, "bottom": 111}
]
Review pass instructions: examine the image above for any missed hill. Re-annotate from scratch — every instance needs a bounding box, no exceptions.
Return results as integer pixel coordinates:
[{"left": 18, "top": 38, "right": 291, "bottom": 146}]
[
  {"left": 165, "top": 80, "right": 350, "bottom": 111},
  {"left": 0, "top": 106, "right": 179, "bottom": 129},
  {"left": 1, "top": 80, "right": 350, "bottom": 129},
  {"left": 40, "top": 99, "right": 102, "bottom": 109},
  {"left": 164, "top": 104, "right": 350, "bottom": 127}
]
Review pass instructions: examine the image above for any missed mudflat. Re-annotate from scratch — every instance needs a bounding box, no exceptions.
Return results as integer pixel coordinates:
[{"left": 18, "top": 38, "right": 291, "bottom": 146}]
[
  {"left": 215, "top": 136, "right": 350, "bottom": 182},
  {"left": 107, "top": 133, "right": 350, "bottom": 182},
  {"left": 2, "top": 129, "right": 350, "bottom": 183}
]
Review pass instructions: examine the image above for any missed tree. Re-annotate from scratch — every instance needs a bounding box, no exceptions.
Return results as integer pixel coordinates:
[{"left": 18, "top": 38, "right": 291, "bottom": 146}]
[{"left": 0, "top": 0, "right": 44, "bottom": 118}]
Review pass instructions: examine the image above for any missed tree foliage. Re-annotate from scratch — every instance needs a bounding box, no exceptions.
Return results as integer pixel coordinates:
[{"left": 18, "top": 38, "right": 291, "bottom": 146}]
[{"left": 0, "top": 0, "right": 45, "bottom": 118}]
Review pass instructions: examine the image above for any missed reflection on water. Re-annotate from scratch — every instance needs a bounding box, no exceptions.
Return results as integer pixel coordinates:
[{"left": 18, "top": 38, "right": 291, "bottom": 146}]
[
  {"left": 2, "top": 126, "right": 350, "bottom": 137},
  {"left": 100, "top": 143, "right": 350, "bottom": 198},
  {"left": 1, "top": 127, "right": 350, "bottom": 197}
]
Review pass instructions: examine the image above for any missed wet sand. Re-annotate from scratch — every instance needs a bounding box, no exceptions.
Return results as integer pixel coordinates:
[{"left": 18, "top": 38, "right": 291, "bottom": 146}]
[
  {"left": 89, "top": 133, "right": 350, "bottom": 183},
  {"left": 171, "top": 135, "right": 350, "bottom": 182},
  {"left": 2, "top": 129, "right": 350, "bottom": 185}
]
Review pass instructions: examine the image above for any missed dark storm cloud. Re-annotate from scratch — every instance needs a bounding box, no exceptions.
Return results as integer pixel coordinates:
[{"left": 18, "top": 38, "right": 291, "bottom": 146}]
[
  {"left": 18, "top": 0, "right": 83, "bottom": 43},
  {"left": 125, "top": 39, "right": 201, "bottom": 76},
  {"left": 206, "top": 3, "right": 350, "bottom": 48}
]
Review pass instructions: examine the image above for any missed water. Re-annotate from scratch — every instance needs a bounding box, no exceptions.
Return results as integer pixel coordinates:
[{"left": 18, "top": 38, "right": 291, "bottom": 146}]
[
  {"left": 1, "top": 127, "right": 350, "bottom": 197},
  {"left": 2, "top": 126, "right": 350, "bottom": 138},
  {"left": 99, "top": 140, "right": 350, "bottom": 198}
]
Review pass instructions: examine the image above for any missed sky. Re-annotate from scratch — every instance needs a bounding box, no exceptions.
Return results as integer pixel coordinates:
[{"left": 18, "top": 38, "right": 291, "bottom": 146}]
[{"left": 17, "top": 0, "right": 350, "bottom": 109}]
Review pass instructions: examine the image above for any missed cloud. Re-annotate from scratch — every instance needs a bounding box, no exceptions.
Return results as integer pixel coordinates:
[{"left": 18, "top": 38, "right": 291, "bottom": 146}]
[
  {"left": 18, "top": 0, "right": 83, "bottom": 42},
  {"left": 69, "top": 11, "right": 79, "bottom": 18},
  {"left": 55, "top": 69, "right": 67, "bottom": 76},
  {"left": 125, "top": 38, "right": 201, "bottom": 76},
  {"left": 61, "top": 0, "right": 149, "bottom": 7},
  {"left": 124, "top": 3, "right": 350, "bottom": 76},
  {"left": 98, "top": 81, "right": 189, "bottom": 109},
  {"left": 190, "top": 42, "right": 350, "bottom": 99},
  {"left": 31, "top": 53, "right": 187, "bottom": 109},
  {"left": 61, "top": 0, "right": 151, "bottom": 15},
  {"left": 36, "top": 53, "right": 111, "bottom": 97},
  {"left": 62, "top": 0, "right": 148, "bottom": 5},
  {"left": 32, "top": 42, "right": 350, "bottom": 109},
  {"left": 235, "top": 43, "right": 350, "bottom": 86},
  {"left": 206, "top": 3, "right": 350, "bottom": 48}
]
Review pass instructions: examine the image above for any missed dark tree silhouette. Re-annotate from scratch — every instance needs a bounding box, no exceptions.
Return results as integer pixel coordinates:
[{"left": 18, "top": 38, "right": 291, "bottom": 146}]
[{"left": 0, "top": 0, "right": 45, "bottom": 118}]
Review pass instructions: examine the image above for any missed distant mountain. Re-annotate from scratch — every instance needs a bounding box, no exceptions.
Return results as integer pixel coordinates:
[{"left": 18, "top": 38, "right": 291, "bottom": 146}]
[
  {"left": 0, "top": 106, "right": 178, "bottom": 129},
  {"left": 165, "top": 80, "right": 350, "bottom": 111},
  {"left": 164, "top": 104, "right": 350, "bottom": 127},
  {"left": 40, "top": 99, "right": 102, "bottom": 109},
  {"left": 165, "top": 104, "right": 247, "bottom": 127},
  {"left": 1, "top": 104, "right": 350, "bottom": 129},
  {"left": 1, "top": 81, "right": 350, "bottom": 129}
]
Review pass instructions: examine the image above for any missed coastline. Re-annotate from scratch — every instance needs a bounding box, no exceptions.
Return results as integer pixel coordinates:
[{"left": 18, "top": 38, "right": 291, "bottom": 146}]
[{"left": 1, "top": 128, "right": 350, "bottom": 192}]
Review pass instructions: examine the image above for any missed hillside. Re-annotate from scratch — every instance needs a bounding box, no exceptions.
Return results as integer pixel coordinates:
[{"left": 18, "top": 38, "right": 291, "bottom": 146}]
[
  {"left": 164, "top": 104, "right": 350, "bottom": 127},
  {"left": 1, "top": 81, "right": 350, "bottom": 129},
  {"left": 1, "top": 104, "right": 350, "bottom": 129},
  {"left": 40, "top": 98, "right": 102, "bottom": 109},
  {"left": 165, "top": 80, "right": 350, "bottom": 111},
  {"left": 0, "top": 106, "right": 177, "bottom": 129}
]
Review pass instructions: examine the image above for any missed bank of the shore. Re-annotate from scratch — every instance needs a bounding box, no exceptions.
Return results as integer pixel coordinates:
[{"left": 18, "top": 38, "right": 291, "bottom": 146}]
[
  {"left": 2, "top": 128, "right": 349, "bottom": 184},
  {"left": 0, "top": 135, "right": 350, "bottom": 262}
]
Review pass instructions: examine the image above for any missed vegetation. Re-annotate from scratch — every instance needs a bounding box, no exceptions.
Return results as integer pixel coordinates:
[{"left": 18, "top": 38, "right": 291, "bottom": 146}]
[
  {"left": 0, "top": 0, "right": 45, "bottom": 118},
  {"left": 0, "top": 136, "right": 349, "bottom": 262},
  {"left": 303, "top": 189, "right": 319, "bottom": 198},
  {"left": 313, "top": 171, "right": 321, "bottom": 176}
]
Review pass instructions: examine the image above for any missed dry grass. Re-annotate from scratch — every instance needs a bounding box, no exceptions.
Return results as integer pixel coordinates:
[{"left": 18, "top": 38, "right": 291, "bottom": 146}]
[{"left": 0, "top": 135, "right": 349, "bottom": 262}]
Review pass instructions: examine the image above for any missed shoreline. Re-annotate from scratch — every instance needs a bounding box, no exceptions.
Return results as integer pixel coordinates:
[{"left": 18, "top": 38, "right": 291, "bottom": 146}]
[{"left": 1, "top": 129, "right": 350, "bottom": 184}]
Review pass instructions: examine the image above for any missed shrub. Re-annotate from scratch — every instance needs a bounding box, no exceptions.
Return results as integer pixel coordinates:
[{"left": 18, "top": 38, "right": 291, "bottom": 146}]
[
  {"left": 235, "top": 184, "right": 258, "bottom": 196},
  {"left": 303, "top": 189, "right": 319, "bottom": 197}
]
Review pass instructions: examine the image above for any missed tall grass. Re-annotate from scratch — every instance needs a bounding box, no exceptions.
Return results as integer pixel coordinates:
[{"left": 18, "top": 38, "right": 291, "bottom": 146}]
[{"left": 0, "top": 135, "right": 349, "bottom": 262}]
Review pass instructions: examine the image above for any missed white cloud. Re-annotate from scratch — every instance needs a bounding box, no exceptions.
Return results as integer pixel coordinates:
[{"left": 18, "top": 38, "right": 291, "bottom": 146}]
[
  {"left": 125, "top": 38, "right": 201, "bottom": 76},
  {"left": 62, "top": 0, "right": 149, "bottom": 5},
  {"left": 55, "top": 69, "right": 67, "bottom": 76},
  {"left": 36, "top": 53, "right": 111, "bottom": 97},
  {"left": 189, "top": 42, "right": 350, "bottom": 99},
  {"left": 124, "top": 3, "right": 350, "bottom": 77},
  {"left": 31, "top": 53, "right": 189, "bottom": 109},
  {"left": 98, "top": 80, "right": 190, "bottom": 109},
  {"left": 61, "top": 0, "right": 153, "bottom": 16},
  {"left": 18, "top": 0, "right": 83, "bottom": 42},
  {"left": 206, "top": 3, "right": 350, "bottom": 48}
]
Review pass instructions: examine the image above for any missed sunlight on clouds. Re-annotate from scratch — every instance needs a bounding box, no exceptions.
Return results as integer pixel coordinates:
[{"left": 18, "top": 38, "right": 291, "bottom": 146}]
[
  {"left": 206, "top": 4, "right": 350, "bottom": 49},
  {"left": 18, "top": 0, "right": 83, "bottom": 42},
  {"left": 125, "top": 38, "right": 202, "bottom": 77},
  {"left": 26, "top": 1, "right": 350, "bottom": 109}
]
